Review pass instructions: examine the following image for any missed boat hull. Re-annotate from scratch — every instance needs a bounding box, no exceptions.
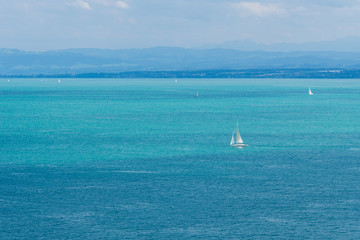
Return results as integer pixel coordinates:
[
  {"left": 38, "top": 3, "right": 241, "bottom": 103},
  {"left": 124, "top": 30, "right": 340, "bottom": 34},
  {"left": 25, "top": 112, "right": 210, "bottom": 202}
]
[{"left": 231, "top": 143, "right": 248, "bottom": 148}]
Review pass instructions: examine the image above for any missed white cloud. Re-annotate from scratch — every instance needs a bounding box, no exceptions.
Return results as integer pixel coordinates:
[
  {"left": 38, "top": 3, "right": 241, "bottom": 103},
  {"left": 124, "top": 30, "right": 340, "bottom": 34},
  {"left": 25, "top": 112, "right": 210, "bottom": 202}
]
[
  {"left": 115, "top": 1, "right": 130, "bottom": 9},
  {"left": 233, "top": 2, "right": 286, "bottom": 16},
  {"left": 67, "top": 0, "right": 92, "bottom": 10}
]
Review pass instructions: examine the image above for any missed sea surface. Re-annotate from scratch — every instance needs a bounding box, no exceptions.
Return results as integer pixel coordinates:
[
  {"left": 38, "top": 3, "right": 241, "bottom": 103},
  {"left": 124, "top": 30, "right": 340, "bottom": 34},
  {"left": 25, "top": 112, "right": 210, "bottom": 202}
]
[{"left": 0, "top": 78, "right": 359, "bottom": 239}]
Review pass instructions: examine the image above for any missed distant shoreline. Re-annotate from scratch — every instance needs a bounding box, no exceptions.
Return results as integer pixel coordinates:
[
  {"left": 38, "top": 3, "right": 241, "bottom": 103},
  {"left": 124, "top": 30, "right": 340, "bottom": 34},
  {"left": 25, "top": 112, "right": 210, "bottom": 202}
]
[{"left": 1, "top": 68, "right": 360, "bottom": 79}]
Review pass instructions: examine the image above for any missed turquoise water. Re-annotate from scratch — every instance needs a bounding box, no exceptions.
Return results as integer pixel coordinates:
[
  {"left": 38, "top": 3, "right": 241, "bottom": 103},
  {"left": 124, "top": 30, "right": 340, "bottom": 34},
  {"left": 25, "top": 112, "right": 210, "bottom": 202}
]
[{"left": 1, "top": 78, "right": 359, "bottom": 239}]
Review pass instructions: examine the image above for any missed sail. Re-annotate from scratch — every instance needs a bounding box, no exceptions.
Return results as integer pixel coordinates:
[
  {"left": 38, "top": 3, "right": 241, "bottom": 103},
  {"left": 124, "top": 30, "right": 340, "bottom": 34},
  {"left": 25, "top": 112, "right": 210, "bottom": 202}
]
[
  {"left": 235, "top": 121, "right": 244, "bottom": 144},
  {"left": 230, "top": 121, "right": 248, "bottom": 147},
  {"left": 230, "top": 132, "right": 235, "bottom": 146},
  {"left": 309, "top": 88, "right": 313, "bottom": 95},
  {"left": 236, "top": 128, "right": 244, "bottom": 144}
]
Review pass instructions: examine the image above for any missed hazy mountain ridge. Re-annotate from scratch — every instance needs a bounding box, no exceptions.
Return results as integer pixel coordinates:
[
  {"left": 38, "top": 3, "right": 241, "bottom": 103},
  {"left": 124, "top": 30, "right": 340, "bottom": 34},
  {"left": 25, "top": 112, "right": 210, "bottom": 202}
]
[
  {"left": 1, "top": 46, "right": 360, "bottom": 75},
  {"left": 213, "top": 36, "right": 360, "bottom": 52}
]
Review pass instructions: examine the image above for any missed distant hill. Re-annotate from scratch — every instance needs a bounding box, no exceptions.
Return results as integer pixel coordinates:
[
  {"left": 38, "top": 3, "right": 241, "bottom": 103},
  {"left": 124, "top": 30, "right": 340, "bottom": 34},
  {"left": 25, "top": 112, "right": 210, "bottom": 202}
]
[
  {"left": 1, "top": 47, "right": 360, "bottom": 76},
  {"left": 212, "top": 36, "right": 360, "bottom": 52}
]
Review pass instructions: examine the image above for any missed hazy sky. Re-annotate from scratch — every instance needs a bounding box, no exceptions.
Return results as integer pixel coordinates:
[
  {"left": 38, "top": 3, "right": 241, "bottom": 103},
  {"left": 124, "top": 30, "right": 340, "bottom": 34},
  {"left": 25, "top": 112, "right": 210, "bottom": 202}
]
[{"left": 1, "top": 0, "right": 360, "bottom": 50}]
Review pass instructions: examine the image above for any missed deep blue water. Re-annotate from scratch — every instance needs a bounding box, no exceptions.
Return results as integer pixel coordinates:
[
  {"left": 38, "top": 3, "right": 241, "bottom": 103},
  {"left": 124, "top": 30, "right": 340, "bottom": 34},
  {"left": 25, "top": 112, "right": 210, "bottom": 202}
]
[{"left": 0, "top": 78, "right": 359, "bottom": 239}]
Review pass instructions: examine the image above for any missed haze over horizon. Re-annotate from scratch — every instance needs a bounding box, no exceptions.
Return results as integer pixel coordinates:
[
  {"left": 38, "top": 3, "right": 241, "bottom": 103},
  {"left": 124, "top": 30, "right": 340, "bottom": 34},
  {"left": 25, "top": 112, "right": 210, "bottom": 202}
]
[{"left": 2, "top": 0, "right": 360, "bottom": 51}]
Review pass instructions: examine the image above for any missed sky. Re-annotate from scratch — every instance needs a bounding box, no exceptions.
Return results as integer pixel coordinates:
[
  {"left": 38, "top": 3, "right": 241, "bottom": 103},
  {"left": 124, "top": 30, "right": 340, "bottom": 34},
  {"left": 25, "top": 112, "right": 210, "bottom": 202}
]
[{"left": 1, "top": 0, "right": 360, "bottom": 50}]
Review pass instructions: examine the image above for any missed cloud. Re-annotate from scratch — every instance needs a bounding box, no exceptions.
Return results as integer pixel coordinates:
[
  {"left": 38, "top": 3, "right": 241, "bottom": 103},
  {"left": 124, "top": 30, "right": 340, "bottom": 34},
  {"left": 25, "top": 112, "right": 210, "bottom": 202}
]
[
  {"left": 115, "top": 1, "right": 130, "bottom": 9},
  {"left": 67, "top": 0, "right": 92, "bottom": 10},
  {"left": 233, "top": 2, "right": 286, "bottom": 16}
]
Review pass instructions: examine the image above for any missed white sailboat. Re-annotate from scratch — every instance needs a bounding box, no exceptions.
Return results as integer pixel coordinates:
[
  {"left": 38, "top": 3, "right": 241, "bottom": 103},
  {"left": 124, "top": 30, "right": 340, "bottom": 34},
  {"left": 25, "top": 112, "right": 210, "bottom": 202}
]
[
  {"left": 230, "top": 121, "right": 248, "bottom": 148},
  {"left": 195, "top": 91, "right": 198, "bottom": 97},
  {"left": 308, "top": 88, "right": 314, "bottom": 95},
  {"left": 174, "top": 79, "right": 178, "bottom": 83}
]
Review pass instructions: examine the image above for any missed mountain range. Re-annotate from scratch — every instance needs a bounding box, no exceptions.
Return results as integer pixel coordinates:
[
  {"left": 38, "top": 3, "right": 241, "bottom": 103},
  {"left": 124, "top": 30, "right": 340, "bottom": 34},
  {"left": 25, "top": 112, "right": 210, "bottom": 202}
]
[
  {"left": 211, "top": 36, "right": 360, "bottom": 52},
  {"left": 1, "top": 37, "right": 360, "bottom": 76}
]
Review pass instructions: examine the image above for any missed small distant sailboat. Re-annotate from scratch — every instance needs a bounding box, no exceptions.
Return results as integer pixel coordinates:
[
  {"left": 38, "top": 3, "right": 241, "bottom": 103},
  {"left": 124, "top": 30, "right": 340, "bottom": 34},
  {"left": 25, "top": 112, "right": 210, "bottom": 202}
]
[
  {"left": 58, "top": 79, "right": 61, "bottom": 83},
  {"left": 7, "top": 79, "right": 10, "bottom": 82},
  {"left": 174, "top": 79, "right": 178, "bottom": 83},
  {"left": 195, "top": 91, "right": 198, "bottom": 97},
  {"left": 308, "top": 88, "right": 314, "bottom": 95},
  {"left": 230, "top": 121, "right": 248, "bottom": 148}
]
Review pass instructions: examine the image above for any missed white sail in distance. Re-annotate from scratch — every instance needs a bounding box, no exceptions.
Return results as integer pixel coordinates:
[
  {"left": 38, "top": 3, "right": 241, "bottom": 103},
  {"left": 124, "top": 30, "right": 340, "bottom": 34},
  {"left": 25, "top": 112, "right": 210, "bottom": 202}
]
[
  {"left": 230, "top": 131, "right": 235, "bottom": 146},
  {"left": 309, "top": 88, "right": 314, "bottom": 95},
  {"left": 230, "top": 120, "right": 248, "bottom": 148},
  {"left": 236, "top": 121, "right": 244, "bottom": 144}
]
